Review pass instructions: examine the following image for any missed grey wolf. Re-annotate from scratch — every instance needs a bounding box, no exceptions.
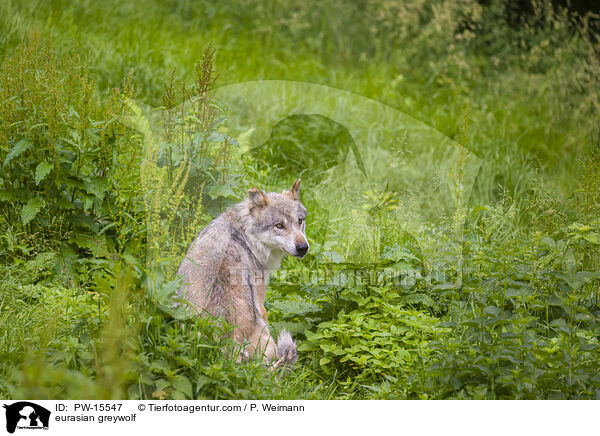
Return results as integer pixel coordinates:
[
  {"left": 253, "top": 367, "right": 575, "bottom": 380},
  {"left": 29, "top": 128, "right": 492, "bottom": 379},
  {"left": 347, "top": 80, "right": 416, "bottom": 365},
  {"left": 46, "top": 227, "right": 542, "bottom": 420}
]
[{"left": 177, "top": 178, "right": 309, "bottom": 368}]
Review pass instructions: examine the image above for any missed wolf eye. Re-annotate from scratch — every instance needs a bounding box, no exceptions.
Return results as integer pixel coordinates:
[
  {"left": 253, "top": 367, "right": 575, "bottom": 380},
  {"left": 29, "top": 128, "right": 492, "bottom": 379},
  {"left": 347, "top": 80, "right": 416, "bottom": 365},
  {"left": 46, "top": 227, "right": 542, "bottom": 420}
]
[
  {"left": 275, "top": 222, "right": 285, "bottom": 229},
  {"left": 298, "top": 218, "right": 304, "bottom": 226}
]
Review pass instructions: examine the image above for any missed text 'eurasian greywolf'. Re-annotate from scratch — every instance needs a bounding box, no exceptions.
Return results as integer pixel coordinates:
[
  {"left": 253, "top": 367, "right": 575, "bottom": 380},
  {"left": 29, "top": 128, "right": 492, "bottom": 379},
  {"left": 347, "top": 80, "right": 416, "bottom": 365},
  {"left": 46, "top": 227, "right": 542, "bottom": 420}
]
[{"left": 177, "top": 179, "right": 309, "bottom": 368}]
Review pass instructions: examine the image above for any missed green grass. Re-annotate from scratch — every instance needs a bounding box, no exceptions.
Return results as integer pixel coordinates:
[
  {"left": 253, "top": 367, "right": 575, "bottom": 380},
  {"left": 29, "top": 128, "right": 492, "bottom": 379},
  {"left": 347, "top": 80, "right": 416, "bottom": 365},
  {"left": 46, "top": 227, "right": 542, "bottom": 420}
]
[{"left": 0, "top": 0, "right": 599, "bottom": 399}]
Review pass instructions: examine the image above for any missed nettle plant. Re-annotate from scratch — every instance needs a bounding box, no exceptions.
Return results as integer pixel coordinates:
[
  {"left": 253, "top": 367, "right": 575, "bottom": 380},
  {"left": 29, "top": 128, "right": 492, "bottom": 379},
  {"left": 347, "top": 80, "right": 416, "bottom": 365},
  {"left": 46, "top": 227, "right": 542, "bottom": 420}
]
[
  {"left": 418, "top": 208, "right": 600, "bottom": 399},
  {"left": 0, "top": 34, "right": 138, "bottom": 281},
  {"left": 292, "top": 240, "right": 443, "bottom": 396},
  {"left": 300, "top": 285, "right": 441, "bottom": 392}
]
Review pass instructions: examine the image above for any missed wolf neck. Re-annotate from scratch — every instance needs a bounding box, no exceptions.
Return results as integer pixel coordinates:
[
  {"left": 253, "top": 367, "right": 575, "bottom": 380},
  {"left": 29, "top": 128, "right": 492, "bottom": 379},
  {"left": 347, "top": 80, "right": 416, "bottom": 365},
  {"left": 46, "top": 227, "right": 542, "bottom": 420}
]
[{"left": 245, "top": 234, "right": 285, "bottom": 283}]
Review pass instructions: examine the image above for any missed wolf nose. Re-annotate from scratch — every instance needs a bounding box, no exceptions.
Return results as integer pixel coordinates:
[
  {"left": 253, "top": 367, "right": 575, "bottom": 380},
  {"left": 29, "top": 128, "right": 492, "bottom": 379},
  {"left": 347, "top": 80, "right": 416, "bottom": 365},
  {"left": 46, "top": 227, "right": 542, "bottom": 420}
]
[{"left": 295, "top": 242, "right": 309, "bottom": 257}]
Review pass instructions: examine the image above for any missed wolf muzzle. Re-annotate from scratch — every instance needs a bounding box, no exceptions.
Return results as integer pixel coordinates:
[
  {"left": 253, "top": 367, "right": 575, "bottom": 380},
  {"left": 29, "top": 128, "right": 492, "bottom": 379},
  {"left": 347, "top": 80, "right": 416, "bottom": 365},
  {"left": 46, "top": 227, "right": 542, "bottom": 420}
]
[{"left": 295, "top": 242, "right": 309, "bottom": 258}]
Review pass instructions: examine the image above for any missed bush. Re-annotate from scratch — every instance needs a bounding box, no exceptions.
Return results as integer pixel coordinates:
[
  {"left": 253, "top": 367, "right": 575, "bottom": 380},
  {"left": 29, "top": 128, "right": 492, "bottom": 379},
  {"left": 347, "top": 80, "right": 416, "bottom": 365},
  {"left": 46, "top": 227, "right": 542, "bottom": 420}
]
[{"left": 0, "top": 33, "right": 139, "bottom": 273}]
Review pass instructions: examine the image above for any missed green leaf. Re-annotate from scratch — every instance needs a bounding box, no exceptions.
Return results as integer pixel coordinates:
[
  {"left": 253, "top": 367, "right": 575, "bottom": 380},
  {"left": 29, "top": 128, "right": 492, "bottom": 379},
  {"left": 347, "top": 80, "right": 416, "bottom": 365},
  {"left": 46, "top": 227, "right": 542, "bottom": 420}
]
[
  {"left": 57, "top": 196, "right": 74, "bottom": 210},
  {"left": 269, "top": 298, "right": 321, "bottom": 316},
  {"left": 4, "top": 139, "right": 32, "bottom": 166},
  {"left": 69, "top": 234, "right": 97, "bottom": 250},
  {"left": 570, "top": 270, "right": 600, "bottom": 290},
  {"left": 304, "top": 330, "right": 322, "bottom": 341},
  {"left": 297, "top": 342, "right": 318, "bottom": 352},
  {"left": 402, "top": 293, "right": 435, "bottom": 307},
  {"left": 505, "top": 287, "right": 532, "bottom": 298},
  {"left": 172, "top": 377, "right": 193, "bottom": 399},
  {"left": 582, "top": 232, "right": 600, "bottom": 245},
  {"left": 319, "top": 357, "right": 331, "bottom": 366},
  {"left": 270, "top": 320, "right": 307, "bottom": 335},
  {"left": 195, "top": 375, "right": 212, "bottom": 390},
  {"left": 541, "top": 236, "right": 556, "bottom": 248},
  {"left": 171, "top": 390, "right": 186, "bottom": 400},
  {"left": 483, "top": 305, "right": 501, "bottom": 317},
  {"left": 21, "top": 197, "right": 45, "bottom": 225},
  {"left": 153, "top": 378, "right": 170, "bottom": 391},
  {"left": 83, "top": 177, "right": 106, "bottom": 201},
  {"left": 173, "top": 355, "right": 195, "bottom": 368},
  {"left": 0, "top": 191, "right": 18, "bottom": 202},
  {"left": 207, "top": 184, "right": 238, "bottom": 200},
  {"left": 322, "top": 250, "right": 345, "bottom": 263},
  {"left": 150, "top": 361, "right": 170, "bottom": 374},
  {"left": 35, "top": 161, "right": 53, "bottom": 185},
  {"left": 67, "top": 214, "right": 99, "bottom": 233}
]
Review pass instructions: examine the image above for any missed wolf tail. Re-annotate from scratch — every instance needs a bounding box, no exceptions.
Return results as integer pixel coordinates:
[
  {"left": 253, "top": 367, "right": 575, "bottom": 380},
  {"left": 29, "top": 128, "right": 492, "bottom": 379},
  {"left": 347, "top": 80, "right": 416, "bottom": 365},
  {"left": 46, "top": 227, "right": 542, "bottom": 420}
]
[{"left": 274, "top": 329, "right": 297, "bottom": 369}]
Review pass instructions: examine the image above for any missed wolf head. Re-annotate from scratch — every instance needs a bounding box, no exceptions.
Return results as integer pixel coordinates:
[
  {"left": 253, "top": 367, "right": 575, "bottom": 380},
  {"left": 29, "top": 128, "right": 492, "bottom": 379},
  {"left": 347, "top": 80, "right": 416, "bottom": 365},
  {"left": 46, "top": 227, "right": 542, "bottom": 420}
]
[{"left": 246, "top": 178, "right": 309, "bottom": 258}]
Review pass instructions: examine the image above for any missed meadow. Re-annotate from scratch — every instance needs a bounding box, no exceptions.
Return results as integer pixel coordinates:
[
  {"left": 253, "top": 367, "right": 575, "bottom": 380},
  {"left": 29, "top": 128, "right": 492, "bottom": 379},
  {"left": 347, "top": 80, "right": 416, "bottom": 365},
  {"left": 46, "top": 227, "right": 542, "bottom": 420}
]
[{"left": 0, "top": 0, "right": 599, "bottom": 399}]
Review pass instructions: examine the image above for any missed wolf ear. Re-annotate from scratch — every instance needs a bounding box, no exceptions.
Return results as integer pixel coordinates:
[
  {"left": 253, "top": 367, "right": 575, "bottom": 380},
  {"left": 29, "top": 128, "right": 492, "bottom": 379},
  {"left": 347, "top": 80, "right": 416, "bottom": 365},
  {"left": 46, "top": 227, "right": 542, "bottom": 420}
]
[
  {"left": 287, "top": 178, "right": 301, "bottom": 200},
  {"left": 248, "top": 188, "right": 268, "bottom": 207}
]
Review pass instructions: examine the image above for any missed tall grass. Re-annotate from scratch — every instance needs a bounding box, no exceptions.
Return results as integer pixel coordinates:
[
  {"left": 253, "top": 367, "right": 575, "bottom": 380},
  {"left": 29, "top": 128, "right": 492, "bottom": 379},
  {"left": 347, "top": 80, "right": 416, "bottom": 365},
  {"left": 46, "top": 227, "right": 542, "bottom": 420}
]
[{"left": 1, "top": 0, "right": 599, "bottom": 399}]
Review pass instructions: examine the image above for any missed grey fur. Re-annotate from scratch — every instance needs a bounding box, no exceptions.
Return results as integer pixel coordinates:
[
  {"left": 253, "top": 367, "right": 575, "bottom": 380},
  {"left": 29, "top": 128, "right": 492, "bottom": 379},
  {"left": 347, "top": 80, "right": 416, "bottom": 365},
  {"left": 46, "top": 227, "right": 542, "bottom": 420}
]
[
  {"left": 244, "top": 273, "right": 259, "bottom": 322},
  {"left": 276, "top": 330, "right": 298, "bottom": 367}
]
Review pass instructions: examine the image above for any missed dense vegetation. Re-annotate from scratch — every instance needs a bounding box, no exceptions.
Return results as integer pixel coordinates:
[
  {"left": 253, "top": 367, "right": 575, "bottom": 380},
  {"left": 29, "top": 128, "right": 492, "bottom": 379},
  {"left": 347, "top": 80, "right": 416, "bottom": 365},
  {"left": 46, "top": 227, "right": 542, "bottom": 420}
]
[{"left": 1, "top": 0, "right": 599, "bottom": 399}]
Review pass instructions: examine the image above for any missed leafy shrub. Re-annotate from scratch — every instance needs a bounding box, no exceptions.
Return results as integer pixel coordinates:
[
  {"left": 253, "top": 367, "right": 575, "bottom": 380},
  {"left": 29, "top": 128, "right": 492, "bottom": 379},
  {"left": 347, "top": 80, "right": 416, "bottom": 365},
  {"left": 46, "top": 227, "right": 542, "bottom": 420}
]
[
  {"left": 300, "top": 285, "right": 441, "bottom": 397},
  {"left": 0, "top": 33, "right": 139, "bottom": 276},
  {"left": 2, "top": 0, "right": 600, "bottom": 401}
]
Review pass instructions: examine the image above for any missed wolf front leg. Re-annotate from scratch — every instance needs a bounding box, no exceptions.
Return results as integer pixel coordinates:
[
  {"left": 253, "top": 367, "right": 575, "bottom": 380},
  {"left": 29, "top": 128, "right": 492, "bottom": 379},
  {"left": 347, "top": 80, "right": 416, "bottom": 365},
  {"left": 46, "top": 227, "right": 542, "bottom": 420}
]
[{"left": 260, "top": 304, "right": 268, "bottom": 322}]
